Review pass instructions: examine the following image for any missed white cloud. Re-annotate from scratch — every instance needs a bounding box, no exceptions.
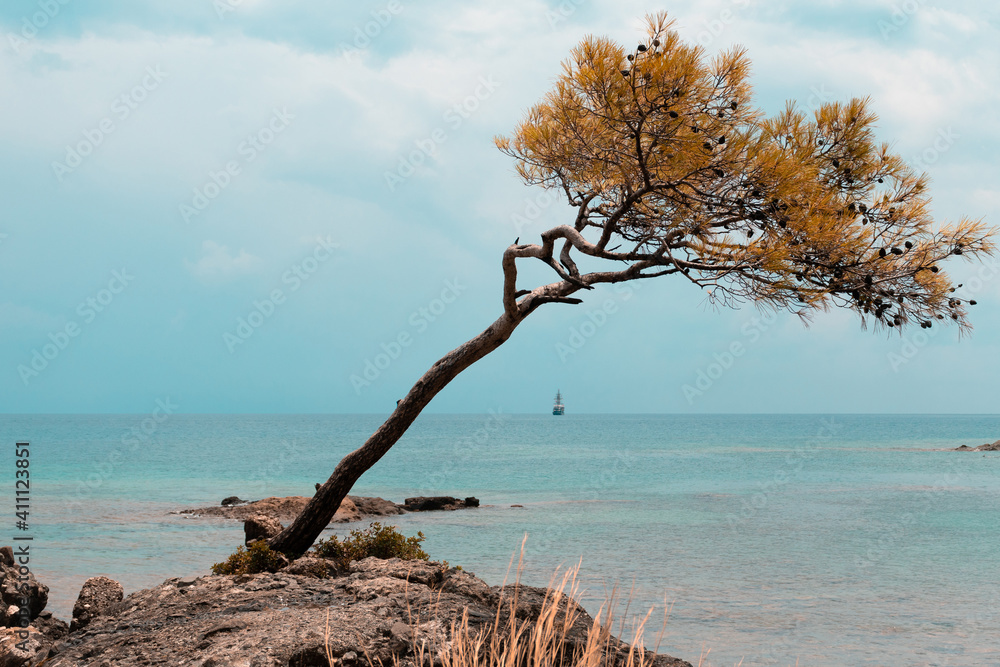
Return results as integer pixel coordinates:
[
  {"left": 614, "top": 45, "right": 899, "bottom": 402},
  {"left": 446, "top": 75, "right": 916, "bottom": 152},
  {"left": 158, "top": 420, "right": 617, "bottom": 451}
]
[{"left": 185, "top": 240, "right": 261, "bottom": 281}]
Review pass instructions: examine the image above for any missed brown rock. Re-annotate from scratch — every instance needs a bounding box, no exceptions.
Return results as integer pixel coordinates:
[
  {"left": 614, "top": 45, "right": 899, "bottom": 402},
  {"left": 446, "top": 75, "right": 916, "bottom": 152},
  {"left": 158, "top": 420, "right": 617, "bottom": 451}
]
[
  {"left": 955, "top": 440, "right": 1000, "bottom": 451},
  {"left": 178, "top": 495, "right": 406, "bottom": 524},
  {"left": 70, "top": 576, "right": 123, "bottom": 632},
  {"left": 43, "top": 558, "right": 692, "bottom": 667},
  {"left": 0, "top": 626, "right": 45, "bottom": 666},
  {"left": 281, "top": 557, "right": 338, "bottom": 579},
  {"left": 403, "top": 496, "right": 479, "bottom": 512},
  {"left": 243, "top": 515, "right": 284, "bottom": 546},
  {"left": 0, "top": 547, "right": 48, "bottom": 627},
  {"left": 32, "top": 611, "right": 68, "bottom": 643}
]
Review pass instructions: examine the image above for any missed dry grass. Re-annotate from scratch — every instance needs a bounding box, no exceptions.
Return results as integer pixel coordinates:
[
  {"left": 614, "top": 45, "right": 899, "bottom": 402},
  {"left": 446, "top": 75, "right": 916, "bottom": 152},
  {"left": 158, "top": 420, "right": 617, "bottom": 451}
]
[{"left": 325, "top": 538, "right": 673, "bottom": 667}]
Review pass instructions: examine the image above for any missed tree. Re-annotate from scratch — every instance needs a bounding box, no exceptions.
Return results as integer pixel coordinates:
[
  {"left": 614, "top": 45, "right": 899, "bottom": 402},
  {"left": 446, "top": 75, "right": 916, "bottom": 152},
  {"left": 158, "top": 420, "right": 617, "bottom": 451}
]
[{"left": 268, "top": 12, "right": 995, "bottom": 556}]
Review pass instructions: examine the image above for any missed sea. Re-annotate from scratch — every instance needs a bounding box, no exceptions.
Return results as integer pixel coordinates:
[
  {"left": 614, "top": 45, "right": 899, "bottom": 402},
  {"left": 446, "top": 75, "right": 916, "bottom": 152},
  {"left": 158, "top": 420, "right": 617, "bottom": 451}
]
[{"left": 1, "top": 413, "right": 998, "bottom": 667}]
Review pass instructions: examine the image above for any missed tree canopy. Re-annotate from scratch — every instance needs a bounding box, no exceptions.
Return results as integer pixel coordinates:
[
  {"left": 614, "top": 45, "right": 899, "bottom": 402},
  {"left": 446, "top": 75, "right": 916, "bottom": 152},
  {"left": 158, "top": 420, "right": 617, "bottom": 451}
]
[{"left": 496, "top": 12, "right": 993, "bottom": 332}]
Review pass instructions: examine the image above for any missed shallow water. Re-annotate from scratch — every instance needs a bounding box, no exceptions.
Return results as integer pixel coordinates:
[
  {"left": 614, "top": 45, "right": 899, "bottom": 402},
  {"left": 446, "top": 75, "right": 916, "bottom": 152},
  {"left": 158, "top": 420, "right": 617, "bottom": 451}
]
[{"left": 2, "top": 413, "right": 998, "bottom": 666}]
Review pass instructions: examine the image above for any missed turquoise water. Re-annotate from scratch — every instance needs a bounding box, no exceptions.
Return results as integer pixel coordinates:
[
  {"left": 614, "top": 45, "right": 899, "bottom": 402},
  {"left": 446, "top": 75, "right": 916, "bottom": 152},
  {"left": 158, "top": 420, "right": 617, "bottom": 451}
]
[{"left": 2, "top": 413, "right": 999, "bottom": 666}]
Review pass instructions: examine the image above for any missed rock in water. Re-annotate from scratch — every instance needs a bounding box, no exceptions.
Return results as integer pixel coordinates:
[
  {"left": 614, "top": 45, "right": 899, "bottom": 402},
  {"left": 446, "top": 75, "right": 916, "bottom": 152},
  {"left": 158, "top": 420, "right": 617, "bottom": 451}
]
[
  {"left": 178, "top": 495, "right": 406, "bottom": 524},
  {"left": 220, "top": 496, "right": 246, "bottom": 506},
  {"left": 71, "top": 576, "right": 124, "bottom": 632},
  {"left": 403, "top": 496, "right": 480, "bottom": 512},
  {"left": 244, "top": 515, "right": 284, "bottom": 546},
  {"left": 955, "top": 440, "right": 1000, "bottom": 452}
]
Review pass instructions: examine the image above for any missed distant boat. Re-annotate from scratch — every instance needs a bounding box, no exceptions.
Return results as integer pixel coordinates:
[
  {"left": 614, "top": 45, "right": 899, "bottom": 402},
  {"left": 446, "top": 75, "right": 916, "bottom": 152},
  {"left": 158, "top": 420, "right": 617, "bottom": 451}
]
[{"left": 552, "top": 390, "right": 565, "bottom": 415}]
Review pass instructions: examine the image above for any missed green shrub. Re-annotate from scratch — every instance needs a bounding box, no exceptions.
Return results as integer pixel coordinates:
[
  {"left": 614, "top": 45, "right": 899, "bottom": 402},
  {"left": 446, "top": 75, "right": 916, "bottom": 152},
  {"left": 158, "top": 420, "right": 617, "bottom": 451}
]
[
  {"left": 211, "top": 540, "right": 287, "bottom": 575},
  {"left": 312, "top": 522, "right": 429, "bottom": 569}
]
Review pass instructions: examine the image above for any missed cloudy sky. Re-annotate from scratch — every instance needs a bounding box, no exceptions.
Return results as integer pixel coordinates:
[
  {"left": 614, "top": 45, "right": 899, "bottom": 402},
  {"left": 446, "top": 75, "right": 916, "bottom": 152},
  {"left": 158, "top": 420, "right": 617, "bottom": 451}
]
[{"left": 1, "top": 0, "right": 998, "bottom": 414}]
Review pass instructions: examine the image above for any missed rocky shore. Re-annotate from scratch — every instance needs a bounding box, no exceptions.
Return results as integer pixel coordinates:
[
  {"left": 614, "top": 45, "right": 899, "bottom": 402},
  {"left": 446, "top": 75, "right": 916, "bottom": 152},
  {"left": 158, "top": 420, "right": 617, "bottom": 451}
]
[
  {"left": 176, "top": 495, "right": 482, "bottom": 524},
  {"left": 954, "top": 439, "right": 1000, "bottom": 451},
  {"left": 2, "top": 551, "right": 692, "bottom": 667}
]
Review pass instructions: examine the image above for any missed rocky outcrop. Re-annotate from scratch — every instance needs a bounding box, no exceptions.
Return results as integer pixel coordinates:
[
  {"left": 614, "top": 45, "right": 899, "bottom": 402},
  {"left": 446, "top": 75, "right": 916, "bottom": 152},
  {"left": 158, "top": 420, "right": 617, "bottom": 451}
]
[
  {"left": 244, "top": 515, "right": 284, "bottom": 546},
  {"left": 0, "top": 547, "right": 67, "bottom": 666},
  {"left": 178, "top": 495, "right": 409, "bottom": 523},
  {"left": 70, "top": 576, "right": 124, "bottom": 632},
  {"left": 42, "top": 557, "right": 692, "bottom": 667},
  {"left": 403, "top": 496, "right": 480, "bottom": 511},
  {"left": 955, "top": 439, "right": 1000, "bottom": 451},
  {"left": 0, "top": 547, "right": 48, "bottom": 626},
  {"left": 179, "top": 494, "right": 480, "bottom": 526}
]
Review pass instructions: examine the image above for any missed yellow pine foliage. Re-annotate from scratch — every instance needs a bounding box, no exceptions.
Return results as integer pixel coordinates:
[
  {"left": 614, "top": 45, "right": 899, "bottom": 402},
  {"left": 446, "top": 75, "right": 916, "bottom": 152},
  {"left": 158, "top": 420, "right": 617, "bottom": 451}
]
[{"left": 496, "top": 12, "right": 995, "bottom": 333}]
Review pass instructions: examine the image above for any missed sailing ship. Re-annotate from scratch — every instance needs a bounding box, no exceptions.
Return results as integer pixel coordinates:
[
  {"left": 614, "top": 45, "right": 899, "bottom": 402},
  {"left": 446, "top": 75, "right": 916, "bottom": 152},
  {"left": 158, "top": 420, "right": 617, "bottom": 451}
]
[{"left": 552, "top": 390, "right": 565, "bottom": 415}]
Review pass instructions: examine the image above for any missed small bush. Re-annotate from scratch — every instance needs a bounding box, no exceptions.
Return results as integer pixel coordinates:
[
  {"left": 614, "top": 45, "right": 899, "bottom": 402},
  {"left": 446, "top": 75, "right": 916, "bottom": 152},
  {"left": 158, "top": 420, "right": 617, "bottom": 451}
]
[
  {"left": 211, "top": 540, "right": 287, "bottom": 575},
  {"left": 312, "top": 522, "right": 429, "bottom": 569}
]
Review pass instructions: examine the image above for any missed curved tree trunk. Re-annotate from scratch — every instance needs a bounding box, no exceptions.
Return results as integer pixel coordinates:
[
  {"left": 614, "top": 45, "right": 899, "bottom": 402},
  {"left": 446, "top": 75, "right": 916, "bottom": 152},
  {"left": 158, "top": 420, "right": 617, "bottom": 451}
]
[{"left": 268, "top": 309, "right": 525, "bottom": 556}]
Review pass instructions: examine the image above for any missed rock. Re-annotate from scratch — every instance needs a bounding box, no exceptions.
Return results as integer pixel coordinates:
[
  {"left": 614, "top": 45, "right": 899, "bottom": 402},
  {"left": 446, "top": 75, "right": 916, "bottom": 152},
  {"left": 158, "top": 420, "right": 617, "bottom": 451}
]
[
  {"left": 244, "top": 515, "right": 284, "bottom": 546},
  {"left": 281, "top": 557, "right": 338, "bottom": 579},
  {"left": 347, "top": 496, "right": 407, "bottom": 519},
  {"left": 0, "top": 626, "right": 45, "bottom": 666},
  {"left": 955, "top": 440, "right": 1000, "bottom": 451},
  {"left": 179, "top": 495, "right": 406, "bottom": 524},
  {"left": 0, "top": 547, "right": 48, "bottom": 627},
  {"left": 403, "top": 496, "right": 479, "bottom": 512},
  {"left": 32, "top": 611, "right": 68, "bottom": 643},
  {"left": 44, "top": 558, "right": 692, "bottom": 667},
  {"left": 70, "top": 576, "right": 123, "bottom": 632},
  {"left": 180, "top": 493, "right": 477, "bottom": 528}
]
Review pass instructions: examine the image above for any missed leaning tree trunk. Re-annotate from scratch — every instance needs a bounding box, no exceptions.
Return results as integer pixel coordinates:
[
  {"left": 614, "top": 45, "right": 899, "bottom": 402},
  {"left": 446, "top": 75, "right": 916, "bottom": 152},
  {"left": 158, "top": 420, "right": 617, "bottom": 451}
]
[{"left": 268, "top": 310, "right": 525, "bottom": 557}]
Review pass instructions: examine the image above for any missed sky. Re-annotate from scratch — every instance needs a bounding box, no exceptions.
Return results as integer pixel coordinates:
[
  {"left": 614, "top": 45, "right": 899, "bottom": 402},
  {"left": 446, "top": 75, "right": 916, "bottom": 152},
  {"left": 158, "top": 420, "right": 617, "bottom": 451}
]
[{"left": 1, "top": 0, "right": 998, "bottom": 414}]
